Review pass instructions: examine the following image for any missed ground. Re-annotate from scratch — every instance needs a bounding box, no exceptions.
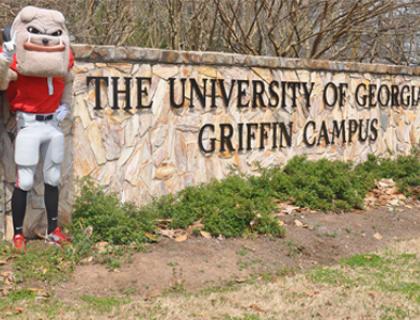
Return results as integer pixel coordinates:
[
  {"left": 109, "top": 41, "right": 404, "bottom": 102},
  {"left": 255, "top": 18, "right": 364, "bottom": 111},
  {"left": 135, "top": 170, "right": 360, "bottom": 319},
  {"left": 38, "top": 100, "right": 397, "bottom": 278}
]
[{"left": 1, "top": 205, "right": 419, "bottom": 319}]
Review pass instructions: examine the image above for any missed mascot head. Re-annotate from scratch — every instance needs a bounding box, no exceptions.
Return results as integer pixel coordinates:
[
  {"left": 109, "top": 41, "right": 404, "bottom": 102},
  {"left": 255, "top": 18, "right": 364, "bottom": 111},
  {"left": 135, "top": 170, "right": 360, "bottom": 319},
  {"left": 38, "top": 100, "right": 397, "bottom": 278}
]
[{"left": 11, "top": 6, "right": 70, "bottom": 77}]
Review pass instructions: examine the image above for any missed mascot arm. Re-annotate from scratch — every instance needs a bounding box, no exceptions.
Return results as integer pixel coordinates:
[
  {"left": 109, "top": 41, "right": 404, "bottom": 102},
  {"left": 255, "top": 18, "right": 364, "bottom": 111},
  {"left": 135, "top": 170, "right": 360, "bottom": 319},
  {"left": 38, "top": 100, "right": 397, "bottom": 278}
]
[
  {"left": 61, "top": 72, "right": 74, "bottom": 106},
  {"left": 0, "top": 55, "right": 17, "bottom": 91},
  {"left": 0, "top": 33, "right": 17, "bottom": 90}
]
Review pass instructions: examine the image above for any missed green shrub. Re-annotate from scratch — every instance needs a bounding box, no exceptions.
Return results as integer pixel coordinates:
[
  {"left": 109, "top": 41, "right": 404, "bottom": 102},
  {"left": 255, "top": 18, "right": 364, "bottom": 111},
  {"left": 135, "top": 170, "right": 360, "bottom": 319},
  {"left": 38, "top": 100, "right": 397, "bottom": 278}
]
[
  {"left": 71, "top": 152, "right": 419, "bottom": 244},
  {"left": 148, "top": 174, "right": 283, "bottom": 238},
  {"left": 250, "top": 156, "right": 370, "bottom": 211},
  {"left": 72, "top": 175, "right": 284, "bottom": 242},
  {"left": 72, "top": 178, "right": 156, "bottom": 245},
  {"left": 251, "top": 212, "right": 285, "bottom": 237},
  {"left": 355, "top": 152, "right": 420, "bottom": 198}
]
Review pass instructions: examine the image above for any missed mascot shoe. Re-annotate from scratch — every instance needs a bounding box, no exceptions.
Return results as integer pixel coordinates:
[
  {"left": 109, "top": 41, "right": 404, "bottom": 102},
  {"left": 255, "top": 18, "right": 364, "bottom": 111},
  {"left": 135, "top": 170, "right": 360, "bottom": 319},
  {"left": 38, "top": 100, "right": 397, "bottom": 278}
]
[
  {"left": 12, "top": 234, "right": 26, "bottom": 253},
  {"left": 46, "top": 227, "right": 71, "bottom": 246}
]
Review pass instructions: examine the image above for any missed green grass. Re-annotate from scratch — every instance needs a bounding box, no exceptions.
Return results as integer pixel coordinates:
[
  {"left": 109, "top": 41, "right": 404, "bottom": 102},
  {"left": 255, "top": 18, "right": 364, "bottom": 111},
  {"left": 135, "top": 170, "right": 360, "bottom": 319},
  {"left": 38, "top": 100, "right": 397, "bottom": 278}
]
[
  {"left": 80, "top": 295, "right": 126, "bottom": 313},
  {"left": 0, "top": 289, "right": 37, "bottom": 316},
  {"left": 93, "top": 243, "right": 141, "bottom": 270},
  {"left": 286, "top": 240, "right": 302, "bottom": 257},
  {"left": 380, "top": 305, "right": 410, "bottom": 320},
  {"left": 12, "top": 242, "right": 73, "bottom": 284},
  {"left": 310, "top": 267, "right": 353, "bottom": 286},
  {"left": 237, "top": 246, "right": 251, "bottom": 257},
  {"left": 5, "top": 289, "right": 36, "bottom": 303},
  {"left": 0, "top": 242, "right": 78, "bottom": 317},
  {"left": 0, "top": 239, "right": 12, "bottom": 261},
  {"left": 199, "top": 279, "right": 247, "bottom": 296},
  {"left": 162, "top": 282, "right": 188, "bottom": 296},
  {"left": 8, "top": 232, "right": 132, "bottom": 284},
  {"left": 0, "top": 240, "right": 418, "bottom": 319},
  {"left": 341, "top": 253, "right": 385, "bottom": 268},
  {"left": 310, "top": 251, "right": 420, "bottom": 303}
]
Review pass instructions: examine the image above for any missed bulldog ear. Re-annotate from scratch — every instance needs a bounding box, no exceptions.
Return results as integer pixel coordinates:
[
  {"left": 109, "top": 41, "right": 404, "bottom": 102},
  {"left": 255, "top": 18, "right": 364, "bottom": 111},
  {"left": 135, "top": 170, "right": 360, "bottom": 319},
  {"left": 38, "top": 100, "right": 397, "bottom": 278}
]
[
  {"left": 50, "top": 10, "right": 65, "bottom": 26},
  {"left": 19, "top": 6, "right": 37, "bottom": 23}
]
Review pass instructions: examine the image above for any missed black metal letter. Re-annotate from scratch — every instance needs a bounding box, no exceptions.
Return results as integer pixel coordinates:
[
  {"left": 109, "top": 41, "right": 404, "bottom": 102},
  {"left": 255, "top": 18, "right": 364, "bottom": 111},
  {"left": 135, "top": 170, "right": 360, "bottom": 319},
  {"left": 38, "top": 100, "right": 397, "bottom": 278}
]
[
  {"left": 111, "top": 77, "right": 132, "bottom": 110},
  {"left": 86, "top": 76, "right": 109, "bottom": 110},
  {"left": 198, "top": 124, "right": 215, "bottom": 153},
  {"left": 136, "top": 77, "right": 152, "bottom": 109},
  {"left": 169, "top": 78, "right": 186, "bottom": 109}
]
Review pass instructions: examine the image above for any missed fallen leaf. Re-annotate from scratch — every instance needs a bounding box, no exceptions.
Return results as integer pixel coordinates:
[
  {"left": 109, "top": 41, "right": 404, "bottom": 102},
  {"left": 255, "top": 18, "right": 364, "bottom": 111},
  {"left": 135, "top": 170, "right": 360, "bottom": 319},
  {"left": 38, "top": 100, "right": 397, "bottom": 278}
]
[
  {"left": 1, "top": 288, "right": 9, "bottom": 297},
  {"left": 80, "top": 256, "right": 94, "bottom": 265},
  {"left": 373, "top": 232, "right": 383, "bottom": 240},
  {"left": 156, "top": 219, "right": 172, "bottom": 228},
  {"left": 144, "top": 233, "right": 159, "bottom": 242},
  {"left": 283, "top": 205, "right": 300, "bottom": 215},
  {"left": 94, "top": 241, "right": 109, "bottom": 254},
  {"left": 175, "top": 233, "right": 188, "bottom": 242},
  {"left": 200, "top": 231, "right": 212, "bottom": 239},
  {"left": 0, "top": 260, "right": 6, "bottom": 266},
  {"left": 1, "top": 271, "right": 12, "bottom": 277},
  {"left": 365, "top": 178, "right": 411, "bottom": 208},
  {"left": 364, "top": 193, "right": 377, "bottom": 207},
  {"left": 191, "top": 220, "right": 204, "bottom": 229},
  {"left": 159, "top": 229, "right": 175, "bottom": 239},
  {"left": 304, "top": 290, "right": 320, "bottom": 297},
  {"left": 249, "top": 304, "right": 265, "bottom": 313},
  {"left": 187, "top": 221, "right": 206, "bottom": 235},
  {"left": 28, "top": 288, "right": 49, "bottom": 297},
  {"left": 384, "top": 187, "right": 398, "bottom": 195},
  {"left": 294, "top": 219, "right": 304, "bottom": 227},
  {"left": 15, "top": 307, "right": 24, "bottom": 313},
  {"left": 389, "top": 199, "right": 400, "bottom": 206},
  {"left": 376, "top": 179, "right": 395, "bottom": 189}
]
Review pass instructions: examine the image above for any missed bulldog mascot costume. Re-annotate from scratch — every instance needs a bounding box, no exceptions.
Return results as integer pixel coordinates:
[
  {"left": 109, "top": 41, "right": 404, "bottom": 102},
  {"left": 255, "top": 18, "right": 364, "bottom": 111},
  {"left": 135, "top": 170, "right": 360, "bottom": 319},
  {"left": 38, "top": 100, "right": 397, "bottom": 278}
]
[{"left": 0, "top": 6, "right": 73, "bottom": 251}]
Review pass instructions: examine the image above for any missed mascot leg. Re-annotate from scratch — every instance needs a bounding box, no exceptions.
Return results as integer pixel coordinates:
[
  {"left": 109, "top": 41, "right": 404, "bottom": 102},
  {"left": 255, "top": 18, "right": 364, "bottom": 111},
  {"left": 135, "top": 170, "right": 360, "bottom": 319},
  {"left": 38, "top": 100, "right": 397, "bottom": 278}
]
[
  {"left": 12, "top": 165, "right": 36, "bottom": 235},
  {"left": 44, "top": 182, "right": 59, "bottom": 233},
  {"left": 41, "top": 124, "right": 64, "bottom": 234},
  {"left": 12, "top": 119, "right": 41, "bottom": 237}
]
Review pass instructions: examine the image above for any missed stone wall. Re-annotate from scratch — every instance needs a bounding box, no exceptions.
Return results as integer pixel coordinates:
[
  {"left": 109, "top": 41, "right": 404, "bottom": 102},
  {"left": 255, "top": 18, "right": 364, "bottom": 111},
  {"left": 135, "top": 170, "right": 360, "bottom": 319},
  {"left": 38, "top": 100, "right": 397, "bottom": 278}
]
[{"left": 0, "top": 45, "right": 419, "bottom": 237}]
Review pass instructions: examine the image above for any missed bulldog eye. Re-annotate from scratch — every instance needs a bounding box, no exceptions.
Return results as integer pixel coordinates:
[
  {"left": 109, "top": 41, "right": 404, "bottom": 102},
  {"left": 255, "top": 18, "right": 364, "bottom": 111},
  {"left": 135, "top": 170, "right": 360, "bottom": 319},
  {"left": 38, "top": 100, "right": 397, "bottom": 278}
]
[
  {"left": 27, "top": 26, "right": 40, "bottom": 34},
  {"left": 51, "top": 30, "right": 62, "bottom": 36}
]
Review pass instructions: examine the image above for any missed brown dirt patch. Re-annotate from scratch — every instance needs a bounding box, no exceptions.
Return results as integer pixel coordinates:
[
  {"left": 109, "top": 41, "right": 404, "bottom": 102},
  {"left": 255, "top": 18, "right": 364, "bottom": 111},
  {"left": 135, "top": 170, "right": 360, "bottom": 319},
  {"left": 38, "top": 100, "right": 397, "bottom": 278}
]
[{"left": 55, "top": 206, "right": 420, "bottom": 301}]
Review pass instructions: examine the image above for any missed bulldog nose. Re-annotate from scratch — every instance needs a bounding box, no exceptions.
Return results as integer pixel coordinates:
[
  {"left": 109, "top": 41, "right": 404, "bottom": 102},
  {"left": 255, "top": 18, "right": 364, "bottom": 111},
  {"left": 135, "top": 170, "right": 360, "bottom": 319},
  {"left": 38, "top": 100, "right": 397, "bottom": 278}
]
[{"left": 42, "top": 38, "right": 49, "bottom": 45}]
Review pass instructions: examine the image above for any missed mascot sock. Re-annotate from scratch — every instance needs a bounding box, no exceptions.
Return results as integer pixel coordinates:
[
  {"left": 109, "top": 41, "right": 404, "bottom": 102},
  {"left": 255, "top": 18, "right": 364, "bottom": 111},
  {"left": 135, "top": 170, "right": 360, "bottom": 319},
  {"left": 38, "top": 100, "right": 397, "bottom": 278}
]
[
  {"left": 11, "top": 187, "right": 28, "bottom": 235},
  {"left": 45, "top": 184, "right": 59, "bottom": 233}
]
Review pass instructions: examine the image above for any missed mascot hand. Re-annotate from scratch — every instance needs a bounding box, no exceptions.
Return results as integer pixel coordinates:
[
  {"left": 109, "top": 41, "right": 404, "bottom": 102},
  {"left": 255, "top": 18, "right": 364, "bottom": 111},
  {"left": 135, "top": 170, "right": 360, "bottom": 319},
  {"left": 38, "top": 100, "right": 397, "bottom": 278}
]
[
  {"left": 55, "top": 104, "right": 70, "bottom": 122},
  {"left": 1, "top": 32, "right": 16, "bottom": 62}
]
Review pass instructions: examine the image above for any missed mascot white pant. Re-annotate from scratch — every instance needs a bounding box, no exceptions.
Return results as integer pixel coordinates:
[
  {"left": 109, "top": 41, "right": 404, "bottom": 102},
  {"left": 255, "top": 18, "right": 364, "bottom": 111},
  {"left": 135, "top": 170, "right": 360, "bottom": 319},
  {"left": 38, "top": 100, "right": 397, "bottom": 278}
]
[{"left": 15, "top": 112, "right": 64, "bottom": 191}]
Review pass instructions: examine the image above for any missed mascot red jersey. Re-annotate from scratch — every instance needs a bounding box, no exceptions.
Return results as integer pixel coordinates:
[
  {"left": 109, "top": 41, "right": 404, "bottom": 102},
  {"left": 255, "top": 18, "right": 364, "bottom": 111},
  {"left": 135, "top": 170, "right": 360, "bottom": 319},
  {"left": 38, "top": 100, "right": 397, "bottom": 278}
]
[{"left": 0, "top": 6, "right": 74, "bottom": 251}]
